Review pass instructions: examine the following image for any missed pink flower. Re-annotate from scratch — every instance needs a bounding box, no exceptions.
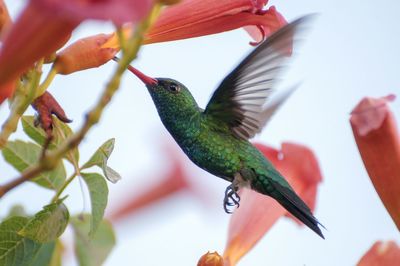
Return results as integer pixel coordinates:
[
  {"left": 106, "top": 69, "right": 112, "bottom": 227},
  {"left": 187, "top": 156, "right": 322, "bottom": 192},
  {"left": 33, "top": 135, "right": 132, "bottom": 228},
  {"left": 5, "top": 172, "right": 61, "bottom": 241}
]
[
  {"left": 0, "top": 0, "right": 152, "bottom": 103},
  {"left": 357, "top": 241, "right": 400, "bottom": 266},
  {"left": 144, "top": 0, "right": 287, "bottom": 45},
  {"left": 223, "top": 142, "right": 323, "bottom": 265},
  {"left": 350, "top": 94, "right": 400, "bottom": 230}
]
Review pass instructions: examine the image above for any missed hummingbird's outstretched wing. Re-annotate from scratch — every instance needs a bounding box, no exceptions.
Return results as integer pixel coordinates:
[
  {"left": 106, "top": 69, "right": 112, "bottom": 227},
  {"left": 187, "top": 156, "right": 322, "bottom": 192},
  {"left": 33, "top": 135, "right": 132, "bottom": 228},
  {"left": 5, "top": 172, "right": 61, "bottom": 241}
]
[{"left": 204, "top": 15, "right": 314, "bottom": 140}]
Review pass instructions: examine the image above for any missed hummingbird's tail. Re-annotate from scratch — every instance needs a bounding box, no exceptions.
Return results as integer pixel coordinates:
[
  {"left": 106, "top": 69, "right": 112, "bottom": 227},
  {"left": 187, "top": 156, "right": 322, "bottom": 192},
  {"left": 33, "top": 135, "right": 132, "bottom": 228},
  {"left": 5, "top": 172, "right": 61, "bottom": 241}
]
[{"left": 269, "top": 180, "right": 325, "bottom": 239}]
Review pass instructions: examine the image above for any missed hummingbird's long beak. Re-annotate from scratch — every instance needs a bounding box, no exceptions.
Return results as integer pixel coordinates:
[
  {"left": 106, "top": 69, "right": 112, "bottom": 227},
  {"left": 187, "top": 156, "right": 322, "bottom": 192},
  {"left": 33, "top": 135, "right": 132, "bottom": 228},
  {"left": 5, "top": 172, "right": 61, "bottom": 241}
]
[
  {"left": 126, "top": 65, "right": 158, "bottom": 86},
  {"left": 112, "top": 57, "right": 157, "bottom": 85}
]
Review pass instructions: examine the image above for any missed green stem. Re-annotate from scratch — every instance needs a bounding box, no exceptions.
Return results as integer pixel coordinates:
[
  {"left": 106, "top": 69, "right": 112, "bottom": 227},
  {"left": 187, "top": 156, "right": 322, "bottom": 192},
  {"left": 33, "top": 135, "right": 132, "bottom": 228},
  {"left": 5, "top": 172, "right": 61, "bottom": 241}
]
[
  {"left": 36, "top": 67, "right": 58, "bottom": 98},
  {"left": 0, "top": 64, "right": 43, "bottom": 149},
  {"left": 51, "top": 172, "right": 77, "bottom": 202}
]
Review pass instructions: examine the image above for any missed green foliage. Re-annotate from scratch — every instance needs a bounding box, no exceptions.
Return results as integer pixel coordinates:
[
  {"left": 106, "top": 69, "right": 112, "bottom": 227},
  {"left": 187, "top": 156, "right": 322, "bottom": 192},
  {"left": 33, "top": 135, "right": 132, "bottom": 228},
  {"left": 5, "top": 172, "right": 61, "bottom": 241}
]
[
  {"left": 72, "top": 215, "right": 116, "bottom": 266},
  {"left": 82, "top": 138, "right": 121, "bottom": 183},
  {"left": 19, "top": 200, "right": 69, "bottom": 243},
  {"left": 21, "top": 116, "right": 79, "bottom": 165},
  {"left": 0, "top": 217, "right": 42, "bottom": 266},
  {"left": 2, "top": 140, "right": 66, "bottom": 190},
  {"left": 6, "top": 204, "right": 27, "bottom": 218},
  {"left": 81, "top": 173, "right": 108, "bottom": 237},
  {"left": 29, "top": 240, "right": 62, "bottom": 266}
]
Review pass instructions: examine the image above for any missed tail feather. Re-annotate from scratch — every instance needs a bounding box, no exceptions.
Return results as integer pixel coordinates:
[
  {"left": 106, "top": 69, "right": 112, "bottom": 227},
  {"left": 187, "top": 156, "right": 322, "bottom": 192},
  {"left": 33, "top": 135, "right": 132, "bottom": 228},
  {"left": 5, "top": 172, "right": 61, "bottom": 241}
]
[{"left": 270, "top": 180, "right": 325, "bottom": 239}]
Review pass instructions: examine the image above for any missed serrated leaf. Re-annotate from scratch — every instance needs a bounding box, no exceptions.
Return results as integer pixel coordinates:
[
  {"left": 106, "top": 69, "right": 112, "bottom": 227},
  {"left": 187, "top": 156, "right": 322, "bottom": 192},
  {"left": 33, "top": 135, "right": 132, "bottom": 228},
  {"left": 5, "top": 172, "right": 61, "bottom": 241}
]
[
  {"left": 22, "top": 115, "right": 79, "bottom": 165},
  {"left": 2, "top": 140, "right": 66, "bottom": 190},
  {"left": 0, "top": 216, "right": 42, "bottom": 266},
  {"left": 19, "top": 200, "right": 69, "bottom": 243},
  {"left": 82, "top": 138, "right": 121, "bottom": 183},
  {"left": 81, "top": 173, "right": 108, "bottom": 237},
  {"left": 71, "top": 215, "right": 116, "bottom": 266},
  {"left": 29, "top": 239, "right": 62, "bottom": 266}
]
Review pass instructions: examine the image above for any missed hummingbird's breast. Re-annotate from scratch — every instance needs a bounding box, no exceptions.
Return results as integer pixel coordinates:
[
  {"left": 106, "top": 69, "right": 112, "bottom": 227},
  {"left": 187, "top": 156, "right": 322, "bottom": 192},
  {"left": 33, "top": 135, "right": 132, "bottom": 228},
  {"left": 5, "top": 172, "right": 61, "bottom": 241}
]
[{"left": 167, "top": 115, "right": 243, "bottom": 181}]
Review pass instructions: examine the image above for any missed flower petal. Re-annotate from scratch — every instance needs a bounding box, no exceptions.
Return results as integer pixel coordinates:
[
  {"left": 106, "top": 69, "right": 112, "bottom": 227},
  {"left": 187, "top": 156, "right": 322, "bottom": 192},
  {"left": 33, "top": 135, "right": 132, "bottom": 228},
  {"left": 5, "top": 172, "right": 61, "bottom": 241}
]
[
  {"left": 357, "top": 241, "right": 400, "bottom": 266},
  {"left": 350, "top": 95, "right": 400, "bottom": 230},
  {"left": 108, "top": 150, "right": 189, "bottom": 221},
  {"left": 54, "top": 33, "right": 119, "bottom": 75},
  {"left": 32, "top": 0, "right": 153, "bottom": 25},
  {"left": 0, "top": 0, "right": 12, "bottom": 39},
  {"left": 223, "top": 142, "right": 323, "bottom": 265},
  {"left": 243, "top": 6, "right": 287, "bottom": 44},
  {"left": 144, "top": 0, "right": 285, "bottom": 44},
  {"left": 0, "top": 3, "right": 76, "bottom": 103}
]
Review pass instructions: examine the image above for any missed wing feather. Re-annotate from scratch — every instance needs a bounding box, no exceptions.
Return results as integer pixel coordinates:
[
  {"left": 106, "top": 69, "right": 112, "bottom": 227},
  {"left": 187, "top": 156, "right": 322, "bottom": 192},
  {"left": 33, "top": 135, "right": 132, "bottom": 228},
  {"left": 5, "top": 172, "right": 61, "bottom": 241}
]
[{"left": 204, "top": 15, "right": 315, "bottom": 139}]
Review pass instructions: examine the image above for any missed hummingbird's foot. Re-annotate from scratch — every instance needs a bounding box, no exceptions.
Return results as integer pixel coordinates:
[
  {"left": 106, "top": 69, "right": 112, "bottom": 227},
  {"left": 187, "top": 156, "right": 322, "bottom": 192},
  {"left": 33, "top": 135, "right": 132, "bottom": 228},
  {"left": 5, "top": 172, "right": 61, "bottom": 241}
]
[{"left": 223, "top": 184, "right": 240, "bottom": 214}]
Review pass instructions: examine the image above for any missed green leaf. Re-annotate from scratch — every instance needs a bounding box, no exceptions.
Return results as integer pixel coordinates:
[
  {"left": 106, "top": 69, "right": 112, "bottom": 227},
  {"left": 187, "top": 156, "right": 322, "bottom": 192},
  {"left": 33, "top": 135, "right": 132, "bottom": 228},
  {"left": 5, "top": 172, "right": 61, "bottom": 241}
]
[
  {"left": 19, "top": 200, "right": 69, "bottom": 243},
  {"left": 103, "top": 164, "right": 121, "bottom": 184},
  {"left": 21, "top": 115, "right": 79, "bottom": 165},
  {"left": 82, "top": 138, "right": 121, "bottom": 183},
  {"left": 53, "top": 117, "right": 80, "bottom": 164},
  {"left": 81, "top": 173, "right": 108, "bottom": 237},
  {"left": 0, "top": 217, "right": 42, "bottom": 266},
  {"left": 21, "top": 116, "right": 54, "bottom": 149},
  {"left": 6, "top": 204, "right": 27, "bottom": 218},
  {"left": 29, "top": 240, "right": 62, "bottom": 266},
  {"left": 2, "top": 140, "right": 66, "bottom": 190},
  {"left": 71, "top": 215, "right": 116, "bottom": 266}
]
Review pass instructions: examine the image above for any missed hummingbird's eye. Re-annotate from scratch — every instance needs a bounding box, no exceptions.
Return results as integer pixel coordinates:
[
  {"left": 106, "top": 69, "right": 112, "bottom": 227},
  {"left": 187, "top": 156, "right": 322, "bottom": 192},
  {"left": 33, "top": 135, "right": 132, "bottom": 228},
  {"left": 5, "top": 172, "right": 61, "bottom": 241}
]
[{"left": 168, "top": 83, "right": 180, "bottom": 93}]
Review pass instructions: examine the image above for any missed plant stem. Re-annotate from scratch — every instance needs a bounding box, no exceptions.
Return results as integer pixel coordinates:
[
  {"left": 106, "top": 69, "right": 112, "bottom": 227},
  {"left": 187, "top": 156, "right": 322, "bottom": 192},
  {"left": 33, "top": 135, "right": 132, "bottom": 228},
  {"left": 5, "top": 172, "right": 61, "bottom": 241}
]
[
  {"left": 51, "top": 172, "right": 77, "bottom": 202},
  {"left": 36, "top": 67, "right": 58, "bottom": 97},
  {"left": 0, "top": 64, "right": 42, "bottom": 149}
]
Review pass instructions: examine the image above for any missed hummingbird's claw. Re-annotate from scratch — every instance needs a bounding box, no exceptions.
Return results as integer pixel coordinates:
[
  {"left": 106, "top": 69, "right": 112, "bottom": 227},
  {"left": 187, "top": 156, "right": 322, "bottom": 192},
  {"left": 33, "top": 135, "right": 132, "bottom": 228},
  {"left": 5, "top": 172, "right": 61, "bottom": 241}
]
[{"left": 223, "top": 184, "right": 240, "bottom": 214}]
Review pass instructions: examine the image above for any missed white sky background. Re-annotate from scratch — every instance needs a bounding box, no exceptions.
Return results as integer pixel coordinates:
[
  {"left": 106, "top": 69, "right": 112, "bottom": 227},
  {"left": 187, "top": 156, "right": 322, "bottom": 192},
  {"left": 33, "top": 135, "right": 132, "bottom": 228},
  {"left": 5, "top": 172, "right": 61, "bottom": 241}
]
[{"left": 1, "top": 0, "right": 400, "bottom": 265}]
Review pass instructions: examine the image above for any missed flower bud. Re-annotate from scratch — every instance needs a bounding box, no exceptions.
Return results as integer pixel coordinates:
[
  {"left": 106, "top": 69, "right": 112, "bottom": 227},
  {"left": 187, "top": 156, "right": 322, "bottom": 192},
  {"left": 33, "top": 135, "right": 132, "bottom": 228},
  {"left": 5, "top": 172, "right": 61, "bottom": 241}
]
[
  {"left": 54, "top": 33, "right": 119, "bottom": 75},
  {"left": 197, "top": 251, "right": 224, "bottom": 266}
]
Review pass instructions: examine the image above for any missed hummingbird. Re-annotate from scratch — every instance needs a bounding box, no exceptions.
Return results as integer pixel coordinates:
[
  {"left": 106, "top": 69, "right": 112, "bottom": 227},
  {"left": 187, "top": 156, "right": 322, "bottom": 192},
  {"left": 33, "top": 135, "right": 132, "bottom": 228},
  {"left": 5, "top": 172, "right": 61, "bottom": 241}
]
[{"left": 123, "top": 15, "right": 324, "bottom": 238}]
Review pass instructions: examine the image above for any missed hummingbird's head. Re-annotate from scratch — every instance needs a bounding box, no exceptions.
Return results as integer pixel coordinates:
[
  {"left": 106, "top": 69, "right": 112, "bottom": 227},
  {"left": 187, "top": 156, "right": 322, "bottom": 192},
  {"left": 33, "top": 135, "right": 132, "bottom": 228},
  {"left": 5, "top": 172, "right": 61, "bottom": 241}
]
[{"left": 125, "top": 64, "right": 199, "bottom": 123}]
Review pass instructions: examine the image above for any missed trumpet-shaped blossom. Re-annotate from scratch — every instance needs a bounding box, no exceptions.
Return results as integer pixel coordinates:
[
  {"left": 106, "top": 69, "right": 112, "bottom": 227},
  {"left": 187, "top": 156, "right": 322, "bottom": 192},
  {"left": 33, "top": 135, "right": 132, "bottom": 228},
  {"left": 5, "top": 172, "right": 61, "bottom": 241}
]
[
  {"left": 108, "top": 145, "right": 191, "bottom": 221},
  {"left": 223, "top": 142, "right": 323, "bottom": 266},
  {"left": 32, "top": 0, "right": 153, "bottom": 25},
  {"left": 0, "top": 0, "right": 153, "bottom": 103},
  {"left": 350, "top": 94, "right": 400, "bottom": 230},
  {"left": 357, "top": 241, "right": 400, "bottom": 266},
  {"left": 54, "top": 33, "right": 119, "bottom": 75},
  {"left": 144, "top": 0, "right": 287, "bottom": 45}
]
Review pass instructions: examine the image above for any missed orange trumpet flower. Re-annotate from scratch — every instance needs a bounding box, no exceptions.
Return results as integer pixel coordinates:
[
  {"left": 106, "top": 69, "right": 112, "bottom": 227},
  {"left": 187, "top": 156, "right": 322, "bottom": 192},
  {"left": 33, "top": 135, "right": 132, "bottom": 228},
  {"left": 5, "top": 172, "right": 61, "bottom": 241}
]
[
  {"left": 350, "top": 94, "right": 400, "bottom": 230},
  {"left": 144, "top": 0, "right": 287, "bottom": 45},
  {"left": 0, "top": 0, "right": 152, "bottom": 103},
  {"left": 357, "top": 241, "right": 400, "bottom": 266}
]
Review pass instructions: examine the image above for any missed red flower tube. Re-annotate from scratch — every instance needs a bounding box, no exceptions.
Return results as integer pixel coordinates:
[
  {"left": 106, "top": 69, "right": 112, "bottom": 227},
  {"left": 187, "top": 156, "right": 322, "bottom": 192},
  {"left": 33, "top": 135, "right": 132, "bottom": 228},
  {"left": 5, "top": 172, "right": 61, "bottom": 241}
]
[
  {"left": 144, "top": 0, "right": 287, "bottom": 45},
  {"left": 350, "top": 94, "right": 400, "bottom": 230}
]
